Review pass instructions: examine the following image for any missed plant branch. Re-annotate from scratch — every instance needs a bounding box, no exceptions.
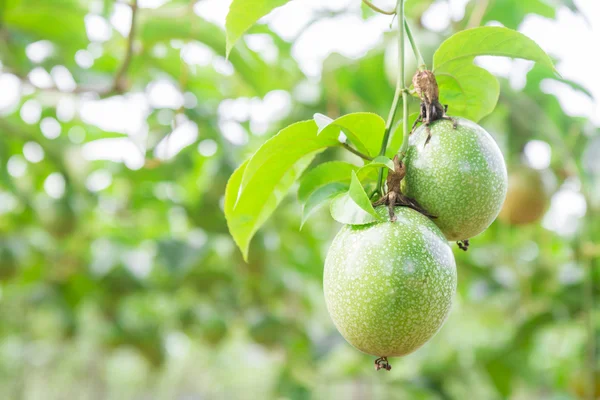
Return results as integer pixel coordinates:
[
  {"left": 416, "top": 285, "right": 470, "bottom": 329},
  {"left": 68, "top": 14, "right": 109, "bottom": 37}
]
[
  {"left": 340, "top": 143, "right": 373, "bottom": 161},
  {"left": 362, "top": 0, "right": 396, "bottom": 15},
  {"left": 4, "top": 0, "right": 139, "bottom": 98},
  {"left": 376, "top": 0, "right": 405, "bottom": 194},
  {"left": 404, "top": 19, "right": 426, "bottom": 69},
  {"left": 112, "top": 0, "right": 139, "bottom": 93}
]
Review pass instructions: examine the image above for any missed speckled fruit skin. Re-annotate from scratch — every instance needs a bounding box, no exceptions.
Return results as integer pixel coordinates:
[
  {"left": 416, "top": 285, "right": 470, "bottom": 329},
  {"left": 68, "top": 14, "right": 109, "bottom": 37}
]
[
  {"left": 403, "top": 117, "right": 508, "bottom": 241},
  {"left": 324, "top": 206, "right": 457, "bottom": 357},
  {"left": 498, "top": 167, "right": 549, "bottom": 225}
]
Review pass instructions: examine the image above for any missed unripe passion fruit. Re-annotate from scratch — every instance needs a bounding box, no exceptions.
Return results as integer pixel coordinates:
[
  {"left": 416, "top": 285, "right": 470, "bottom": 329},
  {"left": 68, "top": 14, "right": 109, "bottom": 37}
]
[
  {"left": 498, "top": 166, "right": 550, "bottom": 225},
  {"left": 324, "top": 206, "right": 456, "bottom": 357},
  {"left": 403, "top": 117, "right": 507, "bottom": 241}
]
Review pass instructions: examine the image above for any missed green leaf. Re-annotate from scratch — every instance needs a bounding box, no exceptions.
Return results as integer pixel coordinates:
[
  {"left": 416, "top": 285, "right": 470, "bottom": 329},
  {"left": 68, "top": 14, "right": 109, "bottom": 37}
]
[
  {"left": 225, "top": 0, "right": 292, "bottom": 56},
  {"left": 301, "top": 182, "right": 348, "bottom": 228},
  {"left": 432, "top": 27, "right": 556, "bottom": 122},
  {"left": 3, "top": 0, "right": 87, "bottom": 47},
  {"left": 139, "top": 7, "right": 295, "bottom": 95},
  {"left": 330, "top": 194, "right": 376, "bottom": 226},
  {"left": 226, "top": 121, "right": 339, "bottom": 260},
  {"left": 348, "top": 171, "right": 380, "bottom": 220},
  {"left": 433, "top": 27, "right": 556, "bottom": 73},
  {"left": 316, "top": 112, "right": 386, "bottom": 157},
  {"left": 436, "top": 61, "right": 500, "bottom": 122},
  {"left": 298, "top": 161, "right": 358, "bottom": 203},
  {"left": 330, "top": 171, "right": 382, "bottom": 225},
  {"left": 482, "top": 0, "right": 554, "bottom": 30},
  {"left": 224, "top": 160, "right": 248, "bottom": 217}
]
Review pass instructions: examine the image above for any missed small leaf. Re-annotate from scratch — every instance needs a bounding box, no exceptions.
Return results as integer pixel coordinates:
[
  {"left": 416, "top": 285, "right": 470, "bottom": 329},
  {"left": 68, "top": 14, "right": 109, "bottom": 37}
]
[
  {"left": 330, "top": 193, "right": 377, "bottom": 226},
  {"left": 361, "top": 156, "right": 395, "bottom": 172},
  {"left": 348, "top": 171, "right": 381, "bottom": 220},
  {"left": 301, "top": 182, "right": 348, "bottom": 228},
  {"left": 298, "top": 161, "right": 358, "bottom": 203},
  {"left": 225, "top": 120, "right": 339, "bottom": 260},
  {"left": 316, "top": 112, "right": 386, "bottom": 157},
  {"left": 330, "top": 172, "right": 383, "bottom": 225},
  {"left": 433, "top": 27, "right": 556, "bottom": 73},
  {"left": 225, "top": 0, "right": 292, "bottom": 56}
]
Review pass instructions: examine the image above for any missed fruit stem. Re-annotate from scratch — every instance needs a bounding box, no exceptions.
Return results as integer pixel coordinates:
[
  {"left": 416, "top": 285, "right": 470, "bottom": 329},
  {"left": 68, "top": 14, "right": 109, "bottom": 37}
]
[
  {"left": 376, "top": 0, "right": 405, "bottom": 195},
  {"left": 404, "top": 19, "right": 426, "bottom": 70}
]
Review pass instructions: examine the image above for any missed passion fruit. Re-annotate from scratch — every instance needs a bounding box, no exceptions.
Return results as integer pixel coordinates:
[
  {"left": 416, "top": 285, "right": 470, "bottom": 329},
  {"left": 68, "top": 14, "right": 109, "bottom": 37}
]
[
  {"left": 324, "top": 206, "right": 456, "bottom": 357},
  {"left": 403, "top": 117, "right": 507, "bottom": 241}
]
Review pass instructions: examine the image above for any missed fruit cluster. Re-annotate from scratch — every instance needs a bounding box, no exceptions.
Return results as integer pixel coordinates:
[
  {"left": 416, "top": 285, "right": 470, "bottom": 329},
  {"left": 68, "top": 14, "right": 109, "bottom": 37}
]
[{"left": 324, "top": 115, "right": 508, "bottom": 369}]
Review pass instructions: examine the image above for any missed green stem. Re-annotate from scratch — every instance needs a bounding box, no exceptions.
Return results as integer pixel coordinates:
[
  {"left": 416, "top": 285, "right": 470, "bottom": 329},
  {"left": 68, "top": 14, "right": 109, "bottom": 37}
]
[
  {"left": 340, "top": 143, "right": 373, "bottom": 161},
  {"left": 361, "top": 0, "right": 396, "bottom": 15},
  {"left": 376, "top": 0, "right": 405, "bottom": 194},
  {"left": 399, "top": 90, "right": 409, "bottom": 157},
  {"left": 404, "top": 19, "right": 426, "bottom": 69}
]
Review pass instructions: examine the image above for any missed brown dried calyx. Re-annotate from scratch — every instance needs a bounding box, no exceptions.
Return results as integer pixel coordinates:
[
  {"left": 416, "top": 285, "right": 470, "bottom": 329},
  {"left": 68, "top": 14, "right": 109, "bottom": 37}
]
[
  {"left": 373, "top": 155, "right": 435, "bottom": 222},
  {"left": 374, "top": 356, "right": 392, "bottom": 371},
  {"left": 411, "top": 70, "right": 457, "bottom": 144}
]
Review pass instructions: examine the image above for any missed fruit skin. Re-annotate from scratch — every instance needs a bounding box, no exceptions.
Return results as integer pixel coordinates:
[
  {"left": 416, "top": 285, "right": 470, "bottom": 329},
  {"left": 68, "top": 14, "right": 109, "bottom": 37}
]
[
  {"left": 403, "top": 117, "right": 507, "bottom": 241},
  {"left": 498, "top": 166, "right": 550, "bottom": 225},
  {"left": 324, "top": 206, "right": 456, "bottom": 357}
]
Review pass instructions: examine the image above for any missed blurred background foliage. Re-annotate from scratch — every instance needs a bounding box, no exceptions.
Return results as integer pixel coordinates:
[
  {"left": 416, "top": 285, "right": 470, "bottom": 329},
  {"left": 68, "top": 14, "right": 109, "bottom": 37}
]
[{"left": 0, "top": 0, "right": 599, "bottom": 399}]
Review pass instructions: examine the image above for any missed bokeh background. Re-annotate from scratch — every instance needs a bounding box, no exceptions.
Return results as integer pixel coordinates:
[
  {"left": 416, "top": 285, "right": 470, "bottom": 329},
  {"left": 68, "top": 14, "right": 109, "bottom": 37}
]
[{"left": 0, "top": 0, "right": 599, "bottom": 399}]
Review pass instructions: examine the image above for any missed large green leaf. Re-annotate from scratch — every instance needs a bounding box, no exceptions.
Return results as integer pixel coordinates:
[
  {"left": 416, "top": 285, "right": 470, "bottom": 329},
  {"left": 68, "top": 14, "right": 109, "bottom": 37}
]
[
  {"left": 297, "top": 161, "right": 358, "bottom": 203},
  {"left": 226, "top": 121, "right": 339, "bottom": 260},
  {"left": 432, "top": 27, "right": 556, "bottom": 121},
  {"left": 433, "top": 27, "right": 556, "bottom": 72},
  {"left": 315, "top": 112, "right": 386, "bottom": 157},
  {"left": 225, "top": 0, "right": 292, "bottom": 56}
]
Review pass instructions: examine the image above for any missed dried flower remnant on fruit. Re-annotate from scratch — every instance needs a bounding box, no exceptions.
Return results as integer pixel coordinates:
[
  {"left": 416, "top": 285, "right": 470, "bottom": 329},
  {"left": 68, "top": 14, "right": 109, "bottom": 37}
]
[
  {"left": 457, "top": 239, "right": 470, "bottom": 251},
  {"left": 373, "top": 155, "right": 434, "bottom": 221},
  {"left": 375, "top": 356, "right": 392, "bottom": 371},
  {"left": 411, "top": 70, "right": 457, "bottom": 144}
]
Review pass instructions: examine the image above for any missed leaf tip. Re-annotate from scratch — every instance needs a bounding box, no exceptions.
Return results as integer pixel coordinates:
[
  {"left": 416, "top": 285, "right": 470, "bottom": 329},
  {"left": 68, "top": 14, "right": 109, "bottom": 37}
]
[
  {"left": 240, "top": 244, "right": 250, "bottom": 263},
  {"left": 225, "top": 38, "right": 234, "bottom": 59}
]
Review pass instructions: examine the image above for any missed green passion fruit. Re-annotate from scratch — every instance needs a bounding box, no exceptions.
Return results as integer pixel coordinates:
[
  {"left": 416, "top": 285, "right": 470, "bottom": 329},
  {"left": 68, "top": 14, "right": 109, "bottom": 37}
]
[
  {"left": 403, "top": 117, "right": 508, "bottom": 241},
  {"left": 324, "top": 206, "right": 456, "bottom": 358}
]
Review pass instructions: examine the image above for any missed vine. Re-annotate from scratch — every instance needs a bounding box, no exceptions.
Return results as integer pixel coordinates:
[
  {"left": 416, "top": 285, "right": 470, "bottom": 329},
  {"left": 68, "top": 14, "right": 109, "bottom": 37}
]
[{"left": 375, "top": 0, "right": 406, "bottom": 196}]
